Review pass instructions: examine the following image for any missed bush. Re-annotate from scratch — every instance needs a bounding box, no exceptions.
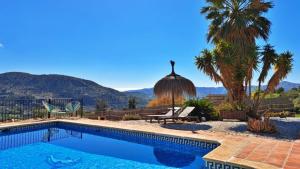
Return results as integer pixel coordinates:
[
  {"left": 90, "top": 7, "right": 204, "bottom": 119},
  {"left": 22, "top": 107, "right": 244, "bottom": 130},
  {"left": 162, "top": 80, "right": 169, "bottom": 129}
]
[
  {"left": 209, "top": 111, "right": 220, "bottom": 121},
  {"left": 96, "top": 99, "right": 108, "bottom": 112},
  {"left": 122, "top": 113, "right": 142, "bottom": 121},
  {"left": 293, "top": 97, "right": 300, "bottom": 112},
  {"left": 32, "top": 107, "right": 47, "bottom": 119},
  {"left": 184, "top": 99, "right": 219, "bottom": 121},
  {"left": 215, "top": 102, "right": 234, "bottom": 112}
]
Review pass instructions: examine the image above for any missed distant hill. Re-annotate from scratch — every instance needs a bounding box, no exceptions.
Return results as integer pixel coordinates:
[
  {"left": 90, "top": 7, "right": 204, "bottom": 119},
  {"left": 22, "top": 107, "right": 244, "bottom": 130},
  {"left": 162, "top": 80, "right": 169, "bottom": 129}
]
[
  {"left": 275, "top": 81, "right": 300, "bottom": 91},
  {"left": 125, "top": 88, "right": 154, "bottom": 98},
  {"left": 0, "top": 72, "right": 146, "bottom": 109},
  {"left": 126, "top": 81, "right": 300, "bottom": 99},
  {"left": 195, "top": 87, "right": 227, "bottom": 97}
]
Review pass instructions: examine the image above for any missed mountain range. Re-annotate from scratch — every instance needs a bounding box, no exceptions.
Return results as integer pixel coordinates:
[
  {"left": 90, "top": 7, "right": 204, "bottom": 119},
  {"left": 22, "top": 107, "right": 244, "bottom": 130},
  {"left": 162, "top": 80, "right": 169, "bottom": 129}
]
[
  {"left": 0, "top": 72, "right": 299, "bottom": 109},
  {"left": 125, "top": 81, "right": 300, "bottom": 98},
  {"left": 125, "top": 87, "right": 227, "bottom": 98},
  {"left": 0, "top": 72, "right": 131, "bottom": 109}
]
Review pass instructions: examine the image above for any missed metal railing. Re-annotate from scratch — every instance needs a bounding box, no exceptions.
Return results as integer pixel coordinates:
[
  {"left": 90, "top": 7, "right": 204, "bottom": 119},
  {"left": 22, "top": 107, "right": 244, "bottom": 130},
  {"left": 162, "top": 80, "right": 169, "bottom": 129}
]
[{"left": 0, "top": 98, "right": 83, "bottom": 122}]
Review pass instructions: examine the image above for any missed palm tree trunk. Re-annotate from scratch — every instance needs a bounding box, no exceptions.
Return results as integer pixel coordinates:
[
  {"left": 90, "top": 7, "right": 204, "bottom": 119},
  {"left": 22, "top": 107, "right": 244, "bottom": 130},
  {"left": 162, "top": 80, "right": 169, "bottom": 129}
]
[{"left": 249, "top": 80, "right": 252, "bottom": 97}]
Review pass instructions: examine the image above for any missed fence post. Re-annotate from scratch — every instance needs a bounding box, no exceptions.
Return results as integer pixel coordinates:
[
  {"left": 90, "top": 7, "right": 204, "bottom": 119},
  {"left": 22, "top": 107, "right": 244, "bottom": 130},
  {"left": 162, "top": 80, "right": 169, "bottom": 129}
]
[
  {"left": 80, "top": 98, "right": 83, "bottom": 118},
  {"left": 48, "top": 99, "right": 51, "bottom": 119}
]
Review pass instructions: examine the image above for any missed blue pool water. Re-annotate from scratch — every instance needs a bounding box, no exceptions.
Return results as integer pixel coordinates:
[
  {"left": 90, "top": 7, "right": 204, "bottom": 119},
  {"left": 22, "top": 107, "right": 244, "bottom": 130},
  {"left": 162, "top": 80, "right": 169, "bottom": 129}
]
[{"left": 0, "top": 122, "right": 216, "bottom": 169}]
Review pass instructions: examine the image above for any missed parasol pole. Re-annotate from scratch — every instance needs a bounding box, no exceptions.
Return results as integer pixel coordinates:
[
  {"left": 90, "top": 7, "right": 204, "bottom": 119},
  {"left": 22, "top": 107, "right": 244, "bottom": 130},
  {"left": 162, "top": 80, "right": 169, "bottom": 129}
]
[
  {"left": 172, "top": 88, "right": 175, "bottom": 116},
  {"left": 170, "top": 60, "right": 175, "bottom": 116}
]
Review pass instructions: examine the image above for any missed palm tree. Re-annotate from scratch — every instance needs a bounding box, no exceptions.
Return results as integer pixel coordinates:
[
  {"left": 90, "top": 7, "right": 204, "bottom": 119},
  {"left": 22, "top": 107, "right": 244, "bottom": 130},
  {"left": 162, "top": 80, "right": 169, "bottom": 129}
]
[
  {"left": 196, "top": 43, "right": 293, "bottom": 108},
  {"left": 256, "top": 45, "right": 293, "bottom": 96},
  {"left": 199, "top": 1, "right": 293, "bottom": 132},
  {"left": 201, "top": 0, "right": 272, "bottom": 45},
  {"left": 199, "top": 0, "right": 273, "bottom": 103},
  {"left": 248, "top": 45, "right": 293, "bottom": 117},
  {"left": 265, "top": 52, "right": 293, "bottom": 93},
  {"left": 256, "top": 44, "right": 277, "bottom": 99}
]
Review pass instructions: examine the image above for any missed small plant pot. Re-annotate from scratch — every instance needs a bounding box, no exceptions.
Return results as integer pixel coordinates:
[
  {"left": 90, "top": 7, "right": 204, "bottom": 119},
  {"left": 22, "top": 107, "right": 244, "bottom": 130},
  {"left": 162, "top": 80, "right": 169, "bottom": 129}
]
[{"left": 247, "top": 117, "right": 276, "bottom": 133}]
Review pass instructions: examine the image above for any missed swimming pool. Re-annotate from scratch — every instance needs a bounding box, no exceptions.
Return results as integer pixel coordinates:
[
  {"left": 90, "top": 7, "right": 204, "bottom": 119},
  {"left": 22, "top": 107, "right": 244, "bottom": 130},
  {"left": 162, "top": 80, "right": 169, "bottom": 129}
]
[{"left": 0, "top": 122, "right": 218, "bottom": 169}]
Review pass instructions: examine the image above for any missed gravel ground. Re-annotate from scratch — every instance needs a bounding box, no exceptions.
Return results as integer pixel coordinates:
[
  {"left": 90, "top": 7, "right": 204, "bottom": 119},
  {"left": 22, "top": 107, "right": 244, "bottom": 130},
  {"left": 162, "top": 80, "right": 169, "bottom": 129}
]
[
  {"left": 121, "top": 118, "right": 300, "bottom": 140},
  {"left": 160, "top": 117, "right": 300, "bottom": 140}
]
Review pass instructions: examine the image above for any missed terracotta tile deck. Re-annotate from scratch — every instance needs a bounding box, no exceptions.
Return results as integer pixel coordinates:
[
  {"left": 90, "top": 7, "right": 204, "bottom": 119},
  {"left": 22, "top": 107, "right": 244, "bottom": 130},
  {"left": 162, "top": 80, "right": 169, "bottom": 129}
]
[{"left": 1, "top": 118, "right": 300, "bottom": 169}]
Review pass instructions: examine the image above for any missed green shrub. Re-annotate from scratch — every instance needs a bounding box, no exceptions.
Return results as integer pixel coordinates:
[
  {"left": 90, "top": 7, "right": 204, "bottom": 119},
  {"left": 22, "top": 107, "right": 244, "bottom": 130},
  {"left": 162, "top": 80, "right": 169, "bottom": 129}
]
[
  {"left": 128, "top": 97, "right": 137, "bottom": 109},
  {"left": 209, "top": 111, "right": 220, "bottom": 120},
  {"left": 184, "top": 99, "right": 219, "bottom": 121},
  {"left": 32, "top": 107, "right": 47, "bottom": 119},
  {"left": 293, "top": 97, "right": 300, "bottom": 111},
  {"left": 215, "top": 101, "right": 249, "bottom": 112},
  {"left": 264, "top": 93, "right": 281, "bottom": 99},
  {"left": 122, "top": 113, "right": 142, "bottom": 121}
]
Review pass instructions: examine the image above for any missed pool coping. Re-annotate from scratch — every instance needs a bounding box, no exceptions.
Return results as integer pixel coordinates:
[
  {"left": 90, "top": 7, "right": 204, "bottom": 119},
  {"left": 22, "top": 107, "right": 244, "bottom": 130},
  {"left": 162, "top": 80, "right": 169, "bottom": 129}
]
[{"left": 0, "top": 119, "right": 280, "bottom": 169}]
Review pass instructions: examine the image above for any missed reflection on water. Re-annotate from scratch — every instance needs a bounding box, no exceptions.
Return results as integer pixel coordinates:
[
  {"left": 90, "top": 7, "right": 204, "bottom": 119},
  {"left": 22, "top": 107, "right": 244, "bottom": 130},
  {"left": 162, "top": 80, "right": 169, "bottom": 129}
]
[
  {"left": 153, "top": 148, "right": 196, "bottom": 168},
  {"left": 0, "top": 128, "right": 83, "bottom": 150},
  {"left": 47, "top": 154, "right": 81, "bottom": 168}
]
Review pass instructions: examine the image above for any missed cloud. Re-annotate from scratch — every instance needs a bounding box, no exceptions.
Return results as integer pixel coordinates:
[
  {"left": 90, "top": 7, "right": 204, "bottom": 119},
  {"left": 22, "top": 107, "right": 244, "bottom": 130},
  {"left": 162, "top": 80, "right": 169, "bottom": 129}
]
[{"left": 114, "top": 87, "right": 142, "bottom": 91}]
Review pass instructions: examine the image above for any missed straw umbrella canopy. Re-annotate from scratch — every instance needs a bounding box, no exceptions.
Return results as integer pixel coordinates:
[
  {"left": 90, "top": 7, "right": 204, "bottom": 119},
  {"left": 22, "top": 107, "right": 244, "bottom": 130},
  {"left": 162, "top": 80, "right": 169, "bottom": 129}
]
[{"left": 154, "top": 60, "right": 196, "bottom": 115}]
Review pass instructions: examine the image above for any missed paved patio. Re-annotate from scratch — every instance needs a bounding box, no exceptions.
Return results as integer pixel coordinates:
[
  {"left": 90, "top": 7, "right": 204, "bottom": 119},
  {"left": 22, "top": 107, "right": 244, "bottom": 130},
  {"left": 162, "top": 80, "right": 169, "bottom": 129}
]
[{"left": 1, "top": 118, "right": 300, "bottom": 169}]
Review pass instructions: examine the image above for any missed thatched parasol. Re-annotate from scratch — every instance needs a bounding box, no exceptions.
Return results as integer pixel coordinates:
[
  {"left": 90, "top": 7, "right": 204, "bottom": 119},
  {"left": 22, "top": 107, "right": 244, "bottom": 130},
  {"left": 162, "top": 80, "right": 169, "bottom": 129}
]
[{"left": 154, "top": 60, "right": 196, "bottom": 115}]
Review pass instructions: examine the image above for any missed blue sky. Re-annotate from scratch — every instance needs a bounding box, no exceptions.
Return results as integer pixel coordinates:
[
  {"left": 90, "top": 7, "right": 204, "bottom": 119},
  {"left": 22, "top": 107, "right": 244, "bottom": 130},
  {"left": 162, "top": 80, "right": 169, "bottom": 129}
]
[{"left": 0, "top": 0, "right": 299, "bottom": 91}]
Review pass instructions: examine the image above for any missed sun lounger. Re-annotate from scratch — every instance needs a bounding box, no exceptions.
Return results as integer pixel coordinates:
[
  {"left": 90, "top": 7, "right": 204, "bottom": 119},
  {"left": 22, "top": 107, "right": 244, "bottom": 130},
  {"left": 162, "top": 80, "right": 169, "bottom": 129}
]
[
  {"left": 42, "top": 101, "right": 81, "bottom": 118},
  {"left": 157, "top": 106, "right": 199, "bottom": 124},
  {"left": 65, "top": 101, "right": 81, "bottom": 115},
  {"left": 145, "top": 107, "right": 180, "bottom": 123},
  {"left": 42, "top": 101, "right": 66, "bottom": 114}
]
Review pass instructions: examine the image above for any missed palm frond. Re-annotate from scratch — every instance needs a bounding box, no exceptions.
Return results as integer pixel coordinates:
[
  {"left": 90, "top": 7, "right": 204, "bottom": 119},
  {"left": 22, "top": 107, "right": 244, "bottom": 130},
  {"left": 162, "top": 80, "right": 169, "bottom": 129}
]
[
  {"left": 201, "top": 0, "right": 272, "bottom": 44},
  {"left": 258, "top": 44, "right": 277, "bottom": 83},
  {"left": 266, "top": 51, "right": 293, "bottom": 93},
  {"left": 195, "top": 49, "right": 223, "bottom": 83}
]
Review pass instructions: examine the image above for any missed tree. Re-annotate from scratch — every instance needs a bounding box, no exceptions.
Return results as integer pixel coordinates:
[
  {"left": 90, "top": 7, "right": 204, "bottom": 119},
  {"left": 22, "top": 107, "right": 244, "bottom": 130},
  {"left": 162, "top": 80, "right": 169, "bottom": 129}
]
[
  {"left": 276, "top": 87, "right": 284, "bottom": 94},
  {"left": 95, "top": 99, "right": 108, "bottom": 112},
  {"left": 200, "top": 0, "right": 273, "bottom": 103},
  {"left": 128, "top": 97, "right": 137, "bottom": 109},
  {"left": 196, "top": 42, "right": 293, "bottom": 114},
  {"left": 250, "top": 47, "right": 293, "bottom": 117},
  {"left": 196, "top": 41, "right": 257, "bottom": 104}
]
